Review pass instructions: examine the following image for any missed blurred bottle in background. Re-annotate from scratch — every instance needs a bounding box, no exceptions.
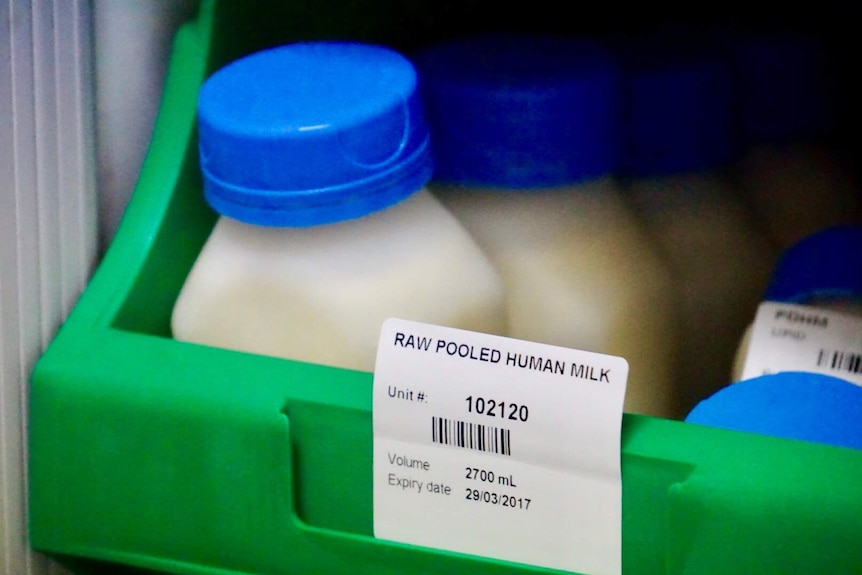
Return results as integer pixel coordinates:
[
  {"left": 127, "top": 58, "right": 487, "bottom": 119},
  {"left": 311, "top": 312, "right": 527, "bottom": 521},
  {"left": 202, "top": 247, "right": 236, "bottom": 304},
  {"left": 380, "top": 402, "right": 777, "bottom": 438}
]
[{"left": 616, "top": 31, "right": 777, "bottom": 416}]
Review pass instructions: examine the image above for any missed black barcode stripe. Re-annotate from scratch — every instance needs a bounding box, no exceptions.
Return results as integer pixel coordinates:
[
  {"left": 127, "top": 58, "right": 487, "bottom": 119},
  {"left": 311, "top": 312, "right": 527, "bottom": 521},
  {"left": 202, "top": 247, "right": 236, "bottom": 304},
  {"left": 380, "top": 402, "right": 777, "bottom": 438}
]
[
  {"left": 431, "top": 416, "right": 511, "bottom": 456},
  {"left": 817, "top": 349, "right": 862, "bottom": 375}
]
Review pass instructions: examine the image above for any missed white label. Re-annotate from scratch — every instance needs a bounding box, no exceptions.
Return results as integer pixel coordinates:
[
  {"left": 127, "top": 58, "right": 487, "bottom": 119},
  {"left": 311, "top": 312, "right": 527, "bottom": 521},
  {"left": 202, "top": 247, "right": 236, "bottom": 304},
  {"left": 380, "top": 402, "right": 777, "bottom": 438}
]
[
  {"left": 373, "top": 318, "right": 628, "bottom": 575},
  {"left": 740, "top": 302, "right": 862, "bottom": 386}
]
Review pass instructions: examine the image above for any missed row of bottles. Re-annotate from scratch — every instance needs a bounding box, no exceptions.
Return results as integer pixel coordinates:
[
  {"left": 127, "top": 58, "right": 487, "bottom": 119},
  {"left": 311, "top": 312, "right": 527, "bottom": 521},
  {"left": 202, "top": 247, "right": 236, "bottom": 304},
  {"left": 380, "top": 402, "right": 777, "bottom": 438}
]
[{"left": 171, "top": 30, "right": 860, "bottom": 421}]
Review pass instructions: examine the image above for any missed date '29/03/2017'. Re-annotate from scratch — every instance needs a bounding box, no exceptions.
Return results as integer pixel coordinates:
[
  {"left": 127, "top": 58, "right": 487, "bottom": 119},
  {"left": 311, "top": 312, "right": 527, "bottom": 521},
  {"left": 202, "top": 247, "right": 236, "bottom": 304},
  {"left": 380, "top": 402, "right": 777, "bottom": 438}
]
[{"left": 465, "top": 466, "right": 530, "bottom": 510}]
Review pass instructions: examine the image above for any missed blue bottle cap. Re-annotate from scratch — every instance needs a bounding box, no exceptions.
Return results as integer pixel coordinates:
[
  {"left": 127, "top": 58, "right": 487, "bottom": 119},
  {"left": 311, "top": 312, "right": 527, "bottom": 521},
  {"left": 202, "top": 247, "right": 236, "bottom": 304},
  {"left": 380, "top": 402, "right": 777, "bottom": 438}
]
[
  {"left": 685, "top": 372, "right": 862, "bottom": 450},
  {"left": 764, "top": 225, "right": 862, "bottom": 303},
  {"left": 618, "top": 33, "right": 734, "bottom": 176},
  {"left": 413, "top": 34, "right": 620, "bottom": 188},
  {"left": 725, "top": 32, "right": 835, "bottom": 145},
  {"left": 197, "top": 42, "right": 433, "bottom": 227}
]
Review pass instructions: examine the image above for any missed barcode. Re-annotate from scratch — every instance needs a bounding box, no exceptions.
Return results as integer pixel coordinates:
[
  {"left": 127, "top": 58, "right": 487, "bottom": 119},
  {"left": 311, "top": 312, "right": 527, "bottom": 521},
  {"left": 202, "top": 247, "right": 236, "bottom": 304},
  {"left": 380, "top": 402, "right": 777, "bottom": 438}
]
[
  {"left": 431, "top": 416, "right": 512, "bottom": 456},
  {"left": 817, "top": 349, "right": 862, "bottom": 375}
]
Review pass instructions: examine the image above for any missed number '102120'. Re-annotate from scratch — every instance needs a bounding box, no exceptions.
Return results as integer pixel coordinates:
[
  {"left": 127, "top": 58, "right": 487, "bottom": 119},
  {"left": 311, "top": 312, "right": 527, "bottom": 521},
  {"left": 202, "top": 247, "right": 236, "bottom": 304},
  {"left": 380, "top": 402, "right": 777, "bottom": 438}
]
[{"left": 465, "top": 396, "right": 529, "bottom": 422}]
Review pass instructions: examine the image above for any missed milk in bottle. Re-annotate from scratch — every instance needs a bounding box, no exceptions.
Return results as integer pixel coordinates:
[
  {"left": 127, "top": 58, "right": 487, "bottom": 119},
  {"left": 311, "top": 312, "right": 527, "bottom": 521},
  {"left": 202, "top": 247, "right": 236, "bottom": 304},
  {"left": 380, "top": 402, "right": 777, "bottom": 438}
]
[
  {"left": 171, "top": 41, "right": 507, "bottom": 372},
  {"left": 417, "top": 34, "right": 679, "bottom": 417}
]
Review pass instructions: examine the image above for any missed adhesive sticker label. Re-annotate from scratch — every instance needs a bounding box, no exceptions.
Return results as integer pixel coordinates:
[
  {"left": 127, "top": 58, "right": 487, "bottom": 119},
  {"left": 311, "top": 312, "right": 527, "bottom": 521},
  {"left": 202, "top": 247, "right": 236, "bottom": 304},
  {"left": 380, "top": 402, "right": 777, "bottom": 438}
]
[
  {"left": 740, "top": 302, "right": 862, "bottom": 386},
  {"left": 373, "top": 318, "right": 628, "bottom": 575}
]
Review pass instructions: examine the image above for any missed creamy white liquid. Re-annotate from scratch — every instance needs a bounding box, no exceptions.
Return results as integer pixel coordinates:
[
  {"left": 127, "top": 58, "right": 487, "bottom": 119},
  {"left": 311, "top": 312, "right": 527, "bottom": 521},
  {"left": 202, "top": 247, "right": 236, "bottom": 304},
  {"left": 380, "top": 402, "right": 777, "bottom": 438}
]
[
  {"left": 171, "top": 190, "right": 507, "bottom": 372},
  {"left": 626, "top": 172, "right": 778, "bottom": 413},
  {"left": 432, "top": 177, "right": 680, "bottom": 418}
]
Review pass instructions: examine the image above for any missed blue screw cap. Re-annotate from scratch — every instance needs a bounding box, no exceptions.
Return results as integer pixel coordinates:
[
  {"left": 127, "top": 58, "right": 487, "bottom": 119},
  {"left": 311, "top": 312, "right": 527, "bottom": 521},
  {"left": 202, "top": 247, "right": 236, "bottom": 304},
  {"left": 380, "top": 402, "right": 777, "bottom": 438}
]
[
  {"left": 686, "top": 372, "right": 862, "bottom": 450},
  {"left": 414, "top": 33, "right": 620, "bottom": 188},
  {"left": 618, "top": 32, "right": 734, "bottom": 176},
  {"left": 197, "top": 41, "right": 433, "bottom": 227},
  {"left": 764, "top": 225, "right": 862, "bottom": 303}
]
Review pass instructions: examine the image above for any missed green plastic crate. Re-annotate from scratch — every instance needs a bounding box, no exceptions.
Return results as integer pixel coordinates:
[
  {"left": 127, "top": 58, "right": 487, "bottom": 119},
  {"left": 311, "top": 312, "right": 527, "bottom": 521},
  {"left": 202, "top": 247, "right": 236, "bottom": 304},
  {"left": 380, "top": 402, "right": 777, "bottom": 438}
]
[{"left": 29, "top": 1, "right": 862, "bottom": 574}]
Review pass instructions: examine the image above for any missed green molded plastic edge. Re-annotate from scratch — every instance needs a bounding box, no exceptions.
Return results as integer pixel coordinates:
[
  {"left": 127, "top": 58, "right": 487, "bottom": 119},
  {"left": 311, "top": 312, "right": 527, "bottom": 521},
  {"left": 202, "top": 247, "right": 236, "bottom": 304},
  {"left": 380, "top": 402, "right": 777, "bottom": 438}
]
[{"left": 29, "top": 1, "right": 862, "bottom": 574}]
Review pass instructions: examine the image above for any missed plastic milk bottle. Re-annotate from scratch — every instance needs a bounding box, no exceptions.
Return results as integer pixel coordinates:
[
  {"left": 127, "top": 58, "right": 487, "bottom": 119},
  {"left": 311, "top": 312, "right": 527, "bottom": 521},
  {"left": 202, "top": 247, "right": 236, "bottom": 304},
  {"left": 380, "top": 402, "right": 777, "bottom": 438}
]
[
  {"left": 617, "top": 34, "right": 777, "bottom": 414},
  {"left": 415, "top": 34, "right": 680, "bottom": 418},
  {"left": 732, "top": 225, "right": 862, "bottom": 382},
  {"left": 697, "top": 226, "right": 862, "bottom": 450},
  {"left": 171, "top": 41, "right": 506, "bottom": 372}
]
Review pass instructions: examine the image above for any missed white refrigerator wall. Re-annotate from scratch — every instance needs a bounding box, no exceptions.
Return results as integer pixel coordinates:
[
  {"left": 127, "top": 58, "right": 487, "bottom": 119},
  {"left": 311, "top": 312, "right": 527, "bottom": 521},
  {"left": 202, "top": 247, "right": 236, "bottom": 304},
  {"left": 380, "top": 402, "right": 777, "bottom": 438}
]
[
  {"left": 1, "top": 1, "right": 196, "bottom": 573},
  {"left": 1, "top": 0, "right": 97, "bottom": 573},
  {"left": 94, "top": 0, "right": 199, "bottom": 249}
]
